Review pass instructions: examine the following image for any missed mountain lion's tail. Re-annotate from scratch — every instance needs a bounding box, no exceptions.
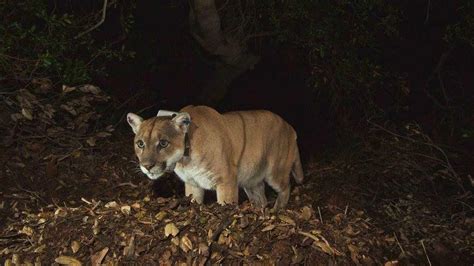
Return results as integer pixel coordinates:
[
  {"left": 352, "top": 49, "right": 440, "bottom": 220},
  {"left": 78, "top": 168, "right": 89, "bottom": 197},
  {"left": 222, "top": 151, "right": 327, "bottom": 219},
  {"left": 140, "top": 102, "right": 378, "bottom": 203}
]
[{"left": 292, "top": 145, "right": 304, "bottom": 184}]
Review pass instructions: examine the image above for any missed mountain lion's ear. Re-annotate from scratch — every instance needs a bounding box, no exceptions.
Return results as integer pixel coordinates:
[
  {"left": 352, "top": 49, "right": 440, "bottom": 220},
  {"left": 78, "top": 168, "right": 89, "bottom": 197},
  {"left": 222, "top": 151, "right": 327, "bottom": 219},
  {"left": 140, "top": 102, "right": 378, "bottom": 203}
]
[
  {"left": 172, "top": 112, "right": 191, "bottom": 132},
  {"left": 127, "top": 113, "right": 143, "bottom": 134}
]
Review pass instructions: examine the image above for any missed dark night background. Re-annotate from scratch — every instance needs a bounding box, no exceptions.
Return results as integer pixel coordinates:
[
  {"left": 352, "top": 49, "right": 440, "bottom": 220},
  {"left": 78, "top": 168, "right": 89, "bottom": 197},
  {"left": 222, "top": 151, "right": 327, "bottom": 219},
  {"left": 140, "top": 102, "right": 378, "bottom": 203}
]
[
  {"left": 1, "top": 0, "right": 473, "bottom": 264},
  {"left": 69, "top": 0, "right": 474, "bottom": 159}
]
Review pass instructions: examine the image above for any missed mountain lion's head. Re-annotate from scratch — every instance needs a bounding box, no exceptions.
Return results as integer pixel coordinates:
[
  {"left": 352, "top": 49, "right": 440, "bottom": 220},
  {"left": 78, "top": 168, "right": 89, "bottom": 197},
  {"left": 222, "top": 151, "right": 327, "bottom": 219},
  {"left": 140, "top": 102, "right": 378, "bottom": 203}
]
[{"left": 126, "top": 112, "right": 191, "bottom": 180}]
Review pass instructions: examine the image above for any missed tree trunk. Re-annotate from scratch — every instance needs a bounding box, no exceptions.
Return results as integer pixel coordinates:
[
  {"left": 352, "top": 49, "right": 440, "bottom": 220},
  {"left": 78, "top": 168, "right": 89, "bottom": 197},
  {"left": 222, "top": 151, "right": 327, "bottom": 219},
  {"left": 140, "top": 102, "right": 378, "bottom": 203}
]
[{"left": 189, "top": 0, "right": 259, "bottom": 105}]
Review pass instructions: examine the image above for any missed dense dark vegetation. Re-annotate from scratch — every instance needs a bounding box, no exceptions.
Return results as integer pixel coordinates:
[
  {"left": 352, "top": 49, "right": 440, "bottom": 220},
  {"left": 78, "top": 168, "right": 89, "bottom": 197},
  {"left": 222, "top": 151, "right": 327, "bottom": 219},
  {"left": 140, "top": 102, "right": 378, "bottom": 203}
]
[
  {"left": 1, "top": 0, "right": 473, "bottom": 264},
  {"left": 2, "top": 0, "right": 473, "bottom": 150}
]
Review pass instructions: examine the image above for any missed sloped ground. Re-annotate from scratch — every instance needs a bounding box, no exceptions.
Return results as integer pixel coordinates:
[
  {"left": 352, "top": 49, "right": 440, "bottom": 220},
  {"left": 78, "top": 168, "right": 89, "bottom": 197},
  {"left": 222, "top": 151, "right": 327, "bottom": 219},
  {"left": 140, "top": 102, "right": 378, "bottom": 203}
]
[{"left": 1, "top": 83, "right": 473, "bottom": 265}]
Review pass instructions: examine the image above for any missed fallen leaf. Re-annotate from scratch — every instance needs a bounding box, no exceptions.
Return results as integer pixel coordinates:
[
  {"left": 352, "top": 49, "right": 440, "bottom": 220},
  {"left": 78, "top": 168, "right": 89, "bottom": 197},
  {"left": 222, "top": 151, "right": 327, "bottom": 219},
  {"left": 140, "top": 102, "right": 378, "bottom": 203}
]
[
  {"left": 198, "top": 242, "right": 209, "bottom": 256},
  {"left": 12, "top": 254, "right": 20, "bottom": 264},
  {"left": 20, "top": 226, "right": 34, "bottom": 236},
  {"left": 313, "top": 239, "right": 339, "bottom": 256},
  {"left": 71, "top": 241, "right": 81, "bottom": 254},
  {"left": 298, "top": 231, "right": 343, "bottom": 256},
  {"left": 217, "top": 233, "right": 227, "bottom": 245},
  {"left": 155, "top": 211, "right": 167, "bottom": 221},
  {"left": 60, "top": 104, "right": 77, "bottom": 116},
  {"left": 105, "top": 201, "right": 118, "bottom": 208},
  {"left": 261, "top": 224, "right": 276, "bottom": 232},
  {"left": 34, "top": 244, "right": 46, "bottom": 253},
  {"left": 21, "top": 108, "right": 33, "bottom": 120},
  {"left": 96, "top": 132, "right": 112, "bottom": 138},
  {"left": 62, "top": 85, "right": 76, "bottom": 93},
  {"left": 171, "top": 237, "right": 180, "bottom": 246},
  {"left": 333, "top": 213, "right": 344, "bottom": 224},
  {"left": 121, "top": 205, "right": 131, "bottom": 215},
  {"left": 54, "top": 207, "right": 67, "bottom": 218},
  {"left": 86, "top": 137, "right": 96, "bottom": 147},
  {"left": 90, "top": 247, "right": 109, "bottom": 265},
  {"left": 165, "top": 223, "right": 180, "bottom": 237},
  {"left": 291, "top": 246, "right": 304, "bottom": 264},
  {"left": 180, "top": 235, "right": 193, "bottom": 253},
  {"left": 55, "top": 256, "right": 82, "bottom": 266},
  {"left": 79, "top": 84, "right": 101, "bottom": 95},
  {"left": 348, "top": 244, "right": 360, "bottom": 264},
  {"left": 92, "top": 219, "right": 100, "bottom": 235},
  {"left": 279, "top": 215, "right": 296, "bottom": 226},
  {"left": 300, "top": 206, "right": 312, "bottom": 220},
  {"left": 345, "top": 224, "right": 360, "bottom": 236},
  {"left": 159, "top": 250, "right": 172, "bottom": 265},
  {"left": 32, "top": 77, "right": 52, "bottom": 93},
  {"left": 123, "top": 235, "right": 135, "bottom": 257}
]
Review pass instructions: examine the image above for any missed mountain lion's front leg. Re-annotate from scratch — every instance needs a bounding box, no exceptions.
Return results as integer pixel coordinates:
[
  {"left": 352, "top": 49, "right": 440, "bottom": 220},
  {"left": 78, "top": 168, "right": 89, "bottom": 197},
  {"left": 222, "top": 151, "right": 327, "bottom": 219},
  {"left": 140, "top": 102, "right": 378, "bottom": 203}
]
[
  {"left": 185, "top": 183, "right": 204, "bottom": 204},
  {"left": 216, "top": 179, "right": 238, "bottom": 205}
]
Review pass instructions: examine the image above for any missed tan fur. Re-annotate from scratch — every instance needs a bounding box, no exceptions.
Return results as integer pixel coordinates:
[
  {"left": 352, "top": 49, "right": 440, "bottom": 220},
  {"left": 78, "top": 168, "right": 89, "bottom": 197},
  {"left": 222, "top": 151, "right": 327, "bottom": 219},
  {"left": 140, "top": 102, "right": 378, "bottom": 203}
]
[{"left": 127, "top": 105, "right": 304, "bottom": 211}]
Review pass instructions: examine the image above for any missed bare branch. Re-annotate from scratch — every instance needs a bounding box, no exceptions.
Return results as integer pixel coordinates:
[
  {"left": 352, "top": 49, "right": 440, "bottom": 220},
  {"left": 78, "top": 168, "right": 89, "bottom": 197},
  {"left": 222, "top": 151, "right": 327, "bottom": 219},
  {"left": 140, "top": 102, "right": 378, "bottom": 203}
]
[
  {"left": 75, "top": 0, "right": 108, "bottom": 39},
  {"left": 424, "top": 0, "right": 431, "bottom": 24}
]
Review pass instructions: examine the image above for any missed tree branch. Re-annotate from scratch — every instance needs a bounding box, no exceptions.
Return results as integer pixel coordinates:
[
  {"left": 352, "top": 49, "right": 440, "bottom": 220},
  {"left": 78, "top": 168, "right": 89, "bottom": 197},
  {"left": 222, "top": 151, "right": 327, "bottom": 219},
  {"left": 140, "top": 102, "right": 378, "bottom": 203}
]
[
  {"left": 424, "top": 0, "right": 431, "bottom": 24},
  {"left": 424, "top": 48, "right": 453, "bottom": 109},
  {"left": 75, "top": 0, "right": 108, "bottom": 39}
]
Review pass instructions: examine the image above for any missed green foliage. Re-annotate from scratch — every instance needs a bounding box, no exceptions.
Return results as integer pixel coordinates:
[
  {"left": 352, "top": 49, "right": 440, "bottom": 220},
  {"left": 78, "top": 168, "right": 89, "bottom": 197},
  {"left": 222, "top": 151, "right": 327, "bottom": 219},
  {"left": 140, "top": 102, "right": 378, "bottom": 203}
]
[
  {"left": 0, "top": 0, "right": 135, "bottom": 85},
  {"left": 444, "top": 1, "right": 474, "bottom": 47},
  {"left": 255, "top": 0, "right": 474, "bottom": 136},
  {"left": 257, "top": 0, "right": 403, "bottom": 123}
]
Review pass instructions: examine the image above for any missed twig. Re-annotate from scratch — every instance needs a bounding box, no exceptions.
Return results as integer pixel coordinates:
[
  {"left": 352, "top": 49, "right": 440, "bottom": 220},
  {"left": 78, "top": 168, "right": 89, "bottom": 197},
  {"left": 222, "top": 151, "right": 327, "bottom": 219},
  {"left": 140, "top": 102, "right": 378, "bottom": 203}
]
[
  {"left": 434, "top": 50, "right": 452, "bottom": 105},
  {"left": 217, "top": 0, "right": 230, "bottom": 12},
  {"left": 75, "top": 0, "right": 108, "bottom": 39},
  {"left": 424, "top": 48, "right": 453, "bottom": 109},
  {"left": 344, "top": 205, "right": 349, "bottom": 216},
  {"left": 367, "top": 119, "right": 464, "bottom": 191},
  {"left": 204, "top": 214, "right": 233, "bottom": 265},
  {"left": 114, "top": 90, "right": 144, "bottom": 110},
  {"left": 318, "top": 206, "right": 323, "bottom": 224},
  {"left": 0, "top": 53, "right": 37, "bottom": 62},
  {"left": 210, "top": 215, "right": 233, "bottom": 241},
  {"left": 298, "top": 231, "right": 319, "bottom": 242},
  {"left": 424, "top": 0, "right": 431, "bottom": 24},
  {"left": 420, "top": 240, "right": 432, "bottom": 266},
  {"left": 393, "top": 232, "right": 406, "bottom": 256},
  {"left": 298, "top": 231, "right": 343, "bottom": 256},
  {"left": 115, "top": 182, "right": 139, "bottom": 188},
  {"left": 81, "top": 197, "right": 93, "bottom": 205},
  {"left": 245, "top": 31, "right": 278, "bottom": 41}
]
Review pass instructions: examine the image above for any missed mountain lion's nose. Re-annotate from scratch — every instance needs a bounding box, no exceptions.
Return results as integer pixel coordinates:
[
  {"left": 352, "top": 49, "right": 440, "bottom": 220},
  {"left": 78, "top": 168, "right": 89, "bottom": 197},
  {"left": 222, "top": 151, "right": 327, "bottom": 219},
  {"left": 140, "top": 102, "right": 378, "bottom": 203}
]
[{"left": 142, "top": 162, "right": 155, "bottom": 171}]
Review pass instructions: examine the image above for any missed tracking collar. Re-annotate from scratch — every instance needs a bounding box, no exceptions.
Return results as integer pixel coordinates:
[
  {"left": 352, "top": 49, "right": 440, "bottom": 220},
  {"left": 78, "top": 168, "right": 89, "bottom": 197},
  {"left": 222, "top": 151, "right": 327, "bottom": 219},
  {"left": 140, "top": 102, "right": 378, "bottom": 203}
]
[{"left": 184, "top": 132, "right": 190, "bottom": 157}]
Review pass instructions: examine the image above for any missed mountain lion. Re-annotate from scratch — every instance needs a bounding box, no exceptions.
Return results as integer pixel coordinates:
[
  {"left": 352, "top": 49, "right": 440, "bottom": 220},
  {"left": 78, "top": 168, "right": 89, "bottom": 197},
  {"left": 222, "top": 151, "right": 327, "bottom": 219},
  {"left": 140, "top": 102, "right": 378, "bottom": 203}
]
[{"left": 127, "top": 105, "right": 304, "bottom": 211}]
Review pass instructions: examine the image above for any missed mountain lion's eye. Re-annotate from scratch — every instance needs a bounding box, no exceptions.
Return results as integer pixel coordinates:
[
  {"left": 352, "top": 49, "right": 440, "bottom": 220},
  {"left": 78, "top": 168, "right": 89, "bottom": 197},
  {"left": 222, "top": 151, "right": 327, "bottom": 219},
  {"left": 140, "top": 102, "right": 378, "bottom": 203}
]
[
  {"left": 159, "top": 139, "right": 169, "bottom": 148},
  {"left": 136, "top": 140, "right": 145, "bottom": 148}
]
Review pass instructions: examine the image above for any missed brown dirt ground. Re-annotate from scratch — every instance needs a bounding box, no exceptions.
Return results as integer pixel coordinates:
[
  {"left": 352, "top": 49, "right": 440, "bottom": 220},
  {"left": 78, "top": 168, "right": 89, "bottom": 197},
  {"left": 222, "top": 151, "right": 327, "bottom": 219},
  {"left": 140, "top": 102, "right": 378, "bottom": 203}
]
[{"left": 1, "top": 85, "right": 473, "bottom": 265}]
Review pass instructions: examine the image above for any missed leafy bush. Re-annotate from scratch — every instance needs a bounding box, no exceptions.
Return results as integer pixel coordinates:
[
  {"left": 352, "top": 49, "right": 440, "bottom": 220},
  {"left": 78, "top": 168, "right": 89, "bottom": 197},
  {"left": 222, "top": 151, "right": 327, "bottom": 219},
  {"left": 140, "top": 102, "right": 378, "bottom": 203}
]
[
  {"left": 444, "top": 0, "right": 474, "bottom": 47},
  {"left": 255, "top": 0, "right": 404, "bottom": 125},
  {"left": 0, "top": 0, "right": 135, "bottom": 86}
]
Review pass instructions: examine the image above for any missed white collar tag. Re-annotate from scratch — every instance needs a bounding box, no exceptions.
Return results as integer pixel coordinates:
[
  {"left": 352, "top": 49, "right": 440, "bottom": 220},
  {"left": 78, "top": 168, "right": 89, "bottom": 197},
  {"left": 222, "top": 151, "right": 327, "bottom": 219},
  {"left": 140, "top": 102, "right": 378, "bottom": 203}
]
[{"left": 157, "top": 110, "right": 179, "bottom": 117}]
